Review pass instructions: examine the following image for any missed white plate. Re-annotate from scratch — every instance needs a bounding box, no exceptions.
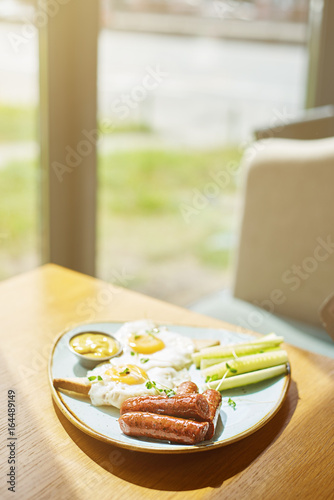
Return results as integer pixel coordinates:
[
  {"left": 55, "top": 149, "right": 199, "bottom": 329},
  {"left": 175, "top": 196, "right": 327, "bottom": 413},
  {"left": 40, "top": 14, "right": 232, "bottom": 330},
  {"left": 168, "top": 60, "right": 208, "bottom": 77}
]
[{"left": 49, "top": 322, "right": 290, "bottom": 454}]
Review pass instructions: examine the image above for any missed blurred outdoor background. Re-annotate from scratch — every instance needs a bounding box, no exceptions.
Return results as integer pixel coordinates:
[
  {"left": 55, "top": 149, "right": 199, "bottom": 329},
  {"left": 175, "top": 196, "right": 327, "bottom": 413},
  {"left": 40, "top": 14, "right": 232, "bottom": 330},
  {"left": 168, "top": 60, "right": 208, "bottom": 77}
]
[{"left": 0, "top": 0, "right": 309, "bottom": 305}]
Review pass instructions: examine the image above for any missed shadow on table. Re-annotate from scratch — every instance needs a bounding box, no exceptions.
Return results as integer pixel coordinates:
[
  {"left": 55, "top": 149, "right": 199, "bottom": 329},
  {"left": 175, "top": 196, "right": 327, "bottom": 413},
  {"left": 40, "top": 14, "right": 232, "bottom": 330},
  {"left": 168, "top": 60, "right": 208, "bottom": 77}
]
[
  {"left": 54, "top": 380, "right": 298, "bottom": 492},
  {"left": 0, "top": 359, "right": 80, "bottom": 500}
]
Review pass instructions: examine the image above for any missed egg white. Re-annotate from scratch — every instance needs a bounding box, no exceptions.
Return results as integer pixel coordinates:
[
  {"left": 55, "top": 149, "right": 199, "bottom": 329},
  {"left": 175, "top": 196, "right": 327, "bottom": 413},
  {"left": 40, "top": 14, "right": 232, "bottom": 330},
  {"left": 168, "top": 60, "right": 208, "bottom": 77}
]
[
  {"left": 88, "top": 378, "right": 156, "bottom": 408},
  {"left": 114, "top": 320, "right": 195, "bottom": 371},
  {"left": 87, "top": 361, "right": 191, "bottom": 408}
]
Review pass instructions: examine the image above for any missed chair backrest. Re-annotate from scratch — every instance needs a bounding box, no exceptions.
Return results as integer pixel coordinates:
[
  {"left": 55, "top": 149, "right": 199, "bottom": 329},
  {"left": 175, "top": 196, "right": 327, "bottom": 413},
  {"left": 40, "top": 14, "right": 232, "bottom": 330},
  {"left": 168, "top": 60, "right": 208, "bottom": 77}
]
[
  {"left": 233, "top": 136, "right": 334, "bottom": 326},
  {"left": 254, "top": 105, "right": 334, "bottom": 141}
]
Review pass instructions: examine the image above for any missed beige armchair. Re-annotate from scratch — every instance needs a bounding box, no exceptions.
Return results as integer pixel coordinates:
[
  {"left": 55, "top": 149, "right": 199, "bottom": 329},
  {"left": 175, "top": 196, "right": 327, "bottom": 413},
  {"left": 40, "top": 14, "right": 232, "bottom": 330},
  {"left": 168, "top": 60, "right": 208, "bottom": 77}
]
[
  {"left": 190, "top": 136, "right": 334, "bottom": 357},
  {"left": 234, "top": 136, "right": 334, "bottom": 327}
]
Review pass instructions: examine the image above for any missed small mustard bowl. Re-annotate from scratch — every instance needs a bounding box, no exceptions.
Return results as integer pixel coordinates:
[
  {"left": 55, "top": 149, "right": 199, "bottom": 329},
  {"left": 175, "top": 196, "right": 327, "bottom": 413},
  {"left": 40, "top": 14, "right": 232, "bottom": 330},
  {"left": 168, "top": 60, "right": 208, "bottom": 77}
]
[{"left": 68, "top": 330, "right": 122, "bottom": 369}]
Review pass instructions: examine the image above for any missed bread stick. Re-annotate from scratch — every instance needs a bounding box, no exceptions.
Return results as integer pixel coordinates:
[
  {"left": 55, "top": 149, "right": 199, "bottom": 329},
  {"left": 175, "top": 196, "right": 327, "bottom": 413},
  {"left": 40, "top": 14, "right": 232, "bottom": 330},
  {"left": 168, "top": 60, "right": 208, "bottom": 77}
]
[{"left": 53, "top": 377, "right": 91, "bottom": 395}]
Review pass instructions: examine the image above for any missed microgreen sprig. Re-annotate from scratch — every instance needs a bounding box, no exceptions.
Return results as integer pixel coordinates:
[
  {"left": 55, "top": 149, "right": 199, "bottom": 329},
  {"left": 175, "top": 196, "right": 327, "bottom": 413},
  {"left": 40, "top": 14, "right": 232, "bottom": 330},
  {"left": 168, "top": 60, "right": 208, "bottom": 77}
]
[
  {"left": 227, "top": 398, "right": 237, "bottom": 410},
  {"left": 226, "top": 363, "right": 237, "bottom": 374},
  {"left": 145, "top": 380, "right": 175, "bottom": 397},
  {"left": 119, "top": 367, "right": 130, "bottom": 375},
  {"left": 88, "top": 375, "right": 103, "bottom": 382}
]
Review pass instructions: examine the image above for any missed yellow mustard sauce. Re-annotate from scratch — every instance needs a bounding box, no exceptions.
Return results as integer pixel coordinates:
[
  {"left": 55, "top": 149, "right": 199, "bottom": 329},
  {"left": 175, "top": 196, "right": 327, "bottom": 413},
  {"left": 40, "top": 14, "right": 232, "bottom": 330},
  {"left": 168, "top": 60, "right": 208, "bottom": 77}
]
[{"left": 70, "top": 333, "right": 119, "bottom": 359}]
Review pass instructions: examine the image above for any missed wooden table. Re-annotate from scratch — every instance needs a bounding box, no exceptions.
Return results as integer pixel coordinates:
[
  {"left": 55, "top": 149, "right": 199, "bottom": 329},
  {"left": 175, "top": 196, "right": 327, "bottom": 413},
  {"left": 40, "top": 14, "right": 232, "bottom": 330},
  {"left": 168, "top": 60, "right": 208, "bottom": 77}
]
[{"left": 1, "top": 264, "right": 333, "bottom": 499}]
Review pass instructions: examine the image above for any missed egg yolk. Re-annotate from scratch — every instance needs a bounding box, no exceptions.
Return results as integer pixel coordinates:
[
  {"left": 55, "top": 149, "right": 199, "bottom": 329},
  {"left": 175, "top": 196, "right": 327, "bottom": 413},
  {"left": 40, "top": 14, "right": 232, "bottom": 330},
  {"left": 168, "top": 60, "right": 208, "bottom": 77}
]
[
  {"left": 104, "top": 365, "right": 148, "bottom": 385},
  {"left": 128, "top": 332, "right": 165, "bottom": 354}
]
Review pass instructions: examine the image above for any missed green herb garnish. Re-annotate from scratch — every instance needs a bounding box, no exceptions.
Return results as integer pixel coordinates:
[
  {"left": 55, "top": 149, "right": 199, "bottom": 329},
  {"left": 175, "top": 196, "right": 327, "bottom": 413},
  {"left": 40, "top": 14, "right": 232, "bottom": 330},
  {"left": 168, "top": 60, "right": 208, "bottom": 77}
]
[
  {"left": 146, "top": 380, "right": 174, "bottom": 396},
  {"left": 119, "top": 367, "right": 130, "bottom": 375},
  {"left": 149, "top": 381, "right": 159, "bottom": 390},
  {"left": 145, "top": 328, "right": 160, "bottom": 336},
  {"left": 88, "top": 376, "right": 96, "bottom": 381},
  {"left": 134, "top": 334, "right": 141, "bottom": 340},
  {"left": 130, "top": 351, "right": 135, "bottom": 356},
  {"left": 97, "top": 375, "right": 103, "bottom": 381},
  {"left": 163, "top": 388, "right": 176, "bottom": 397},
  {"left": 226, "top": 363, "right": 237, "bottom": 373},
  {"left": 227, "top": 398, "right": 237, "bottom": 410},
  {"left": 140, "top": 358, "right": 149, "bottom": 364},
  {"left": 146, "top": 380, "right": 162, "bottom": 393},
  {"left": 205, "top": 374, "right": 219, "bottom": 383}
]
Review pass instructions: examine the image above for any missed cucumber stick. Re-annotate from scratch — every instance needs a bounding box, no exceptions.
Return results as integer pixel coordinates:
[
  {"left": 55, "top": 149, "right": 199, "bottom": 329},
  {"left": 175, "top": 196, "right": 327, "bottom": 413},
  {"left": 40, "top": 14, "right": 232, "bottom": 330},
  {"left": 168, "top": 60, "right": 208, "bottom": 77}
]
[
  {"left": 202, "top": 349, "right": 288, "bottom": 380},
  {"left": 204, "top": 364, "right": 288, "bottom": 391},
  {"left": 200, "top": 356, "right": 235, "bottom": 370},
  {"left": 192, "top": 333, "right": 283, "bottom": 368},
  {"left": 199, "top": 346, "right": 282, "bottom": 370}
]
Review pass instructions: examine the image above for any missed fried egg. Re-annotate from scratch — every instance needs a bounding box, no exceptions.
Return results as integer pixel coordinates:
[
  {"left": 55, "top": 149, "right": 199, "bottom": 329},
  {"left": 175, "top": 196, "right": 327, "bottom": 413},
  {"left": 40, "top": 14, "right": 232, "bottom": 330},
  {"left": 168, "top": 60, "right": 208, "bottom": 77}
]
[
  {"left": 113, "top": 320, "right": 195, "bottom": 371},
  {"left": 85, "top": 321, "right": 195, "bottom": 408},
  {"left": 87, "top": 361, "right": 190, "bottom": 408}
]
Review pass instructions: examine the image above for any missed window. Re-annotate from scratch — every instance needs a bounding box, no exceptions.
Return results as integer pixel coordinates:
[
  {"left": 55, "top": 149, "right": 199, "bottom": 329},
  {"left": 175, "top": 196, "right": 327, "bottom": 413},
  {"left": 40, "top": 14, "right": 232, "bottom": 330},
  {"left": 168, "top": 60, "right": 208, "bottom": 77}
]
[
  {"left": 97, "top": 0, "right": 309, "bottom": 306},
  {"left": 0, "top": 0, "right": 40, "bottom": 280}
]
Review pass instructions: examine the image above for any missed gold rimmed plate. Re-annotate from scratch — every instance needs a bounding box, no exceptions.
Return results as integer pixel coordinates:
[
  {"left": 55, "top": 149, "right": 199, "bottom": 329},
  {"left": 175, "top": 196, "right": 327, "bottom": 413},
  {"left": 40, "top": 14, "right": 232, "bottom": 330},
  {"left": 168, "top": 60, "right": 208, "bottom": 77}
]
[{"left": 49, "top": 322, "right": 290, "bottom": 454}]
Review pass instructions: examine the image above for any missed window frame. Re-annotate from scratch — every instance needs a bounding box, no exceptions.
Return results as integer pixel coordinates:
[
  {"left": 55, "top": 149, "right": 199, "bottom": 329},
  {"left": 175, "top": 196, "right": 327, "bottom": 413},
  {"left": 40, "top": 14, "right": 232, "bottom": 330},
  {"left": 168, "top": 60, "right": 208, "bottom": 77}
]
[{"left": 39, "top": 0, "right": 98, "bottom": 276}]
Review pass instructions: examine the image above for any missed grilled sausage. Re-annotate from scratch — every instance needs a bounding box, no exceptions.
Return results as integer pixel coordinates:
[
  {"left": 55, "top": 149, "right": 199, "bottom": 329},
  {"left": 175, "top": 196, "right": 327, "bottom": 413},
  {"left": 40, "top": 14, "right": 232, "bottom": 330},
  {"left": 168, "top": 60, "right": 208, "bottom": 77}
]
[
  {"left": 176, "top": 381, "right": 199, "bottom": 395},
  {"left": 120, "top": 393, "right": 210, "bottom": 421},
  {"left": 119, "top": 412, "right": 209, "bottom": 445},
  {"left": 202, "top": 389, "right": 222, "bottom": 440}
]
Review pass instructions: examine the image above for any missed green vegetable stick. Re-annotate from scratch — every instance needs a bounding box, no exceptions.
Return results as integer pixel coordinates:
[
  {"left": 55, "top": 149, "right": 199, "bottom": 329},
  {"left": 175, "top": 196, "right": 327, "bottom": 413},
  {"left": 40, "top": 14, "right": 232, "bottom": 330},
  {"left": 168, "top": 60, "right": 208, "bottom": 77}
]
[
  {"left": 204, "top": 364, "right": 288, "bottom": 391},
  {"left": 192, "top": 334, "right": 284, "bottom": 368},
  {"left": 199, "top": 346, "right": 282, "bottom": 370},
  {"left": 202, "top": 349, "right": 288, "bottom": 380},
  {"left": 199, "top": 333, "right": 281, "bottom": 357},
  {"left": 200, "top": 356, "right": 235, "bottom": 370}
]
